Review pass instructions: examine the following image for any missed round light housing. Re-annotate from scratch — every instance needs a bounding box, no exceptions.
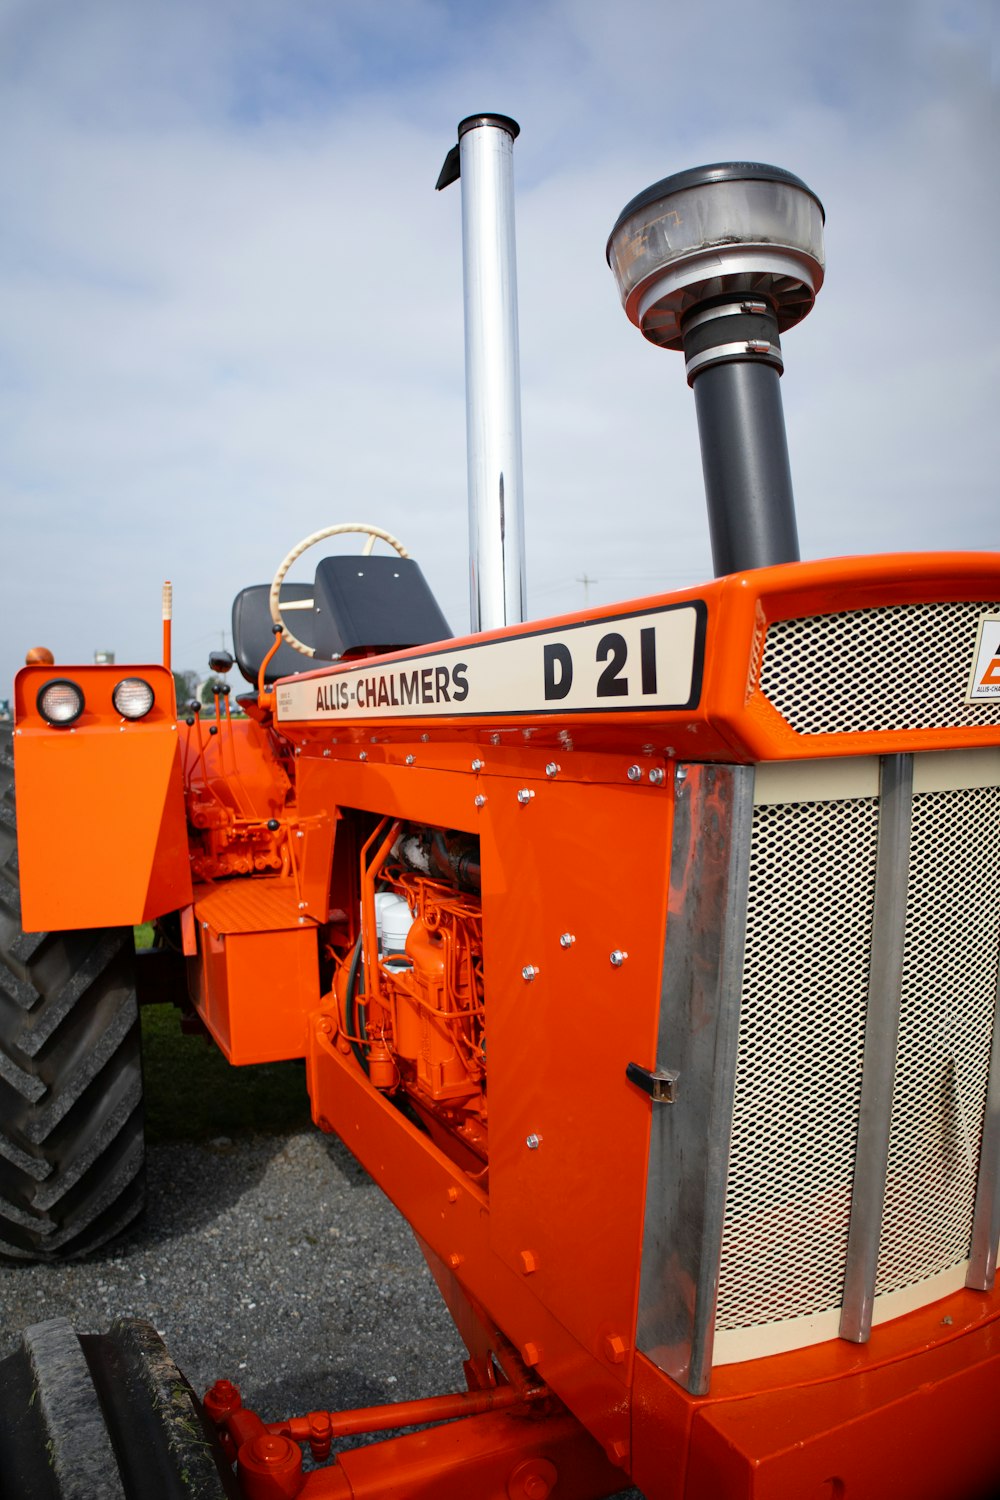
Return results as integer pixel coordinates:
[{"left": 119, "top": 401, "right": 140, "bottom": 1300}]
[
  {"left": 112, "top": 677, "right": 155, "bottom": 720},
  {"left": 37, "top": 679, "right": 85, "bottom": 727},
  {"left": 607, "top": 162, "right": 825, "bottom": 349}
]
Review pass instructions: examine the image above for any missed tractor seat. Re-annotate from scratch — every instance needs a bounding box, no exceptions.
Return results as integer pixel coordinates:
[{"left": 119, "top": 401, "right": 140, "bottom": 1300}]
[
  {"left": 233, "top": 559, "right": 453, "bottom": 688},
  {"left": 231, "top": 583, "right": 340, "bottom": 686}
]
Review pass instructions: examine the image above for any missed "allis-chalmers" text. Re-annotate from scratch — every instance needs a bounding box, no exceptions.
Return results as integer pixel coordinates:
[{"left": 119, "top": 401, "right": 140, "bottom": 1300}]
[{"left": 315, "top": 662, "right": 469, "bottom": 713}]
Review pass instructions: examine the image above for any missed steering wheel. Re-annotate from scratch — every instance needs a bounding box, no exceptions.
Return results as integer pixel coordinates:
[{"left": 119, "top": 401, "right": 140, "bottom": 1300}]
[{"left": 269, "top": 523, "right": 410, "bottom": 658}]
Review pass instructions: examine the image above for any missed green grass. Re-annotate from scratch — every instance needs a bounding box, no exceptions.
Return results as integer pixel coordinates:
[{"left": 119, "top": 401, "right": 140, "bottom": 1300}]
[
  {"left": 140, "top": 1003, "right": 312, "bottom": 1143},
  {"left": 134, "top": 922, "right": 155, "bottom": 951},
  {"left": 135, "top": 928, "right": 312, "bottom": 1144}
]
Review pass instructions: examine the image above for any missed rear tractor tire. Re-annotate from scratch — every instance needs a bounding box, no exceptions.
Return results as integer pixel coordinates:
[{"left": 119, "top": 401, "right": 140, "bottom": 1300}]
[
  {"left": 0, "top": 1316, "right": 236, "bottom": 1498},
  {"left": 0, "top": 724, "right": 146, "bottom": 1261}
]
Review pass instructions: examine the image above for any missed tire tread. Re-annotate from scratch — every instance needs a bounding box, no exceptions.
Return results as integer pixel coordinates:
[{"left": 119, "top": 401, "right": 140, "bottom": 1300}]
[{"left": 0, "top": 724, "right": 146, "bottom": 1262}]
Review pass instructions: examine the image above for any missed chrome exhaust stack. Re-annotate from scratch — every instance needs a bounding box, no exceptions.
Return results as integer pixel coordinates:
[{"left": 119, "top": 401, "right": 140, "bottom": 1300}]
[
  {"left": 438, "top": 114, "right": 527, "bottom": 632},
  {"left": 607, "top": 164, "right": 825, "bottom": 576}
]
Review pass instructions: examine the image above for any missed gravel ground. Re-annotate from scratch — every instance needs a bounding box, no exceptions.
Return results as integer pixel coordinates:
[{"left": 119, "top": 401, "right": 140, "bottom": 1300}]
[{"left": 0, "top": 1127, "right": 644, "bottom": 1497}]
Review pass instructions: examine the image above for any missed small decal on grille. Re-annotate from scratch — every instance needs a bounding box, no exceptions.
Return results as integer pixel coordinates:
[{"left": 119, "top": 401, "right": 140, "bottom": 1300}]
[{"left": 967, "top": 615, "right": 1000, "bottom": 701}]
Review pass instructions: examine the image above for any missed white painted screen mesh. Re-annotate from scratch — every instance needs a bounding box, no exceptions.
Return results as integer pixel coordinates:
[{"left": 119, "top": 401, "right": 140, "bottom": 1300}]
[
  {"left": 715, "top": 771, "right": 1000, "bottom": 1360},
  {"left": 717, "top": 795, "right": 878, "bottom": 1333},
  {"left": 877, "top": 784, "right": 1000, "bottom": 1295},
  {"left": 758, "top": 601, "right": 1000, "bottom": 735}
]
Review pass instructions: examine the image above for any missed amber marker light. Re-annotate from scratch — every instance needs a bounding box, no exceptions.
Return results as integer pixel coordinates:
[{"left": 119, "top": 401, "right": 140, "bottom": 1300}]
[
  {"left": 36, "top": 679, "right": 85, "bottom": 726},
  {"left": 112, "top": 677, "right": 156, "bottom": 720}
]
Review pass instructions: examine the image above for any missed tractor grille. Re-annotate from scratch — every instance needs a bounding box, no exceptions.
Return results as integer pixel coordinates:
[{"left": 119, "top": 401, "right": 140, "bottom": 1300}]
[
  {"left": 714, "top": 765, "right": 1000, "bottom": 1360},
  {"left": 877, "top": 784, "right": 1000, "bottom": 1296},
  {"left": 758, "top": 600, "right": 1000, "bottom": 735}
]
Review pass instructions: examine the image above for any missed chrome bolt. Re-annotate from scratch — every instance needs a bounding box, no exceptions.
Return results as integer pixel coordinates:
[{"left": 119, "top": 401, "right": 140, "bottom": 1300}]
[
  {"left": 627, "top": 765, "right": 642, "bottom": 782},
  {"left": 526, "top": 1134, "right": 541, "bottom": 1150},
  {"left": 559, "top": 932, "right": 575, "bottom": 948},
  {"left": 405, "top": 754, "right": 415, "bottom": 765},
  {"left": 323, "top": 748, "right": 331, "bottom": 757},
  {"left": 359, "top": 751, "right": 367, "bottom": 762},
  {"left": 474, "top": 793, "right": 487, "bottom": 809},
  {"left": 545, "top": 762, "right": 560, "bottom": 778},
  {"left": 648, "top": 767, "right": 665, "bottom": 786},
  {"left": 522, "top": 965, "right": 539, "bottom": 982},
  {"left": 675, "top": 765, "right": 687, "bottom": 785},
  {"left": 610, "top": 949, "right": 628, "bottom": 967},
  {"left": 517, "top": 788, "right": 535, "bottom": 805},
  {"left": 471, "top": 758, "right": 484, "bottom": 772},
  {"left": 490, "top": 732, "right": 501, "bottom": 746}
]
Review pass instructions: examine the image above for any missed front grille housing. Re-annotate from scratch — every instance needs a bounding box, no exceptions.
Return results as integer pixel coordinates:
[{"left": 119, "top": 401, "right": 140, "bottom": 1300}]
[{"left": 759, "top": 600, "right": 1000, "bottom": 735}]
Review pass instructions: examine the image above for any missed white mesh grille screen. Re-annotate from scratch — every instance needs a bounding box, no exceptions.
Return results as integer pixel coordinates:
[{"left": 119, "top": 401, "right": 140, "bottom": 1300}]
[
  {"left": 758, "top": 601, "right": 1000, "bottom": 735},
  {"left": 717, "top": 770, "right": 1000, "bottom": 1351},
  {"left": 876, "top": 784, "right": 1000, "bottom": 1296},
  {"left": 716, "top": 797, "right": 879, "bottom": 1330}
]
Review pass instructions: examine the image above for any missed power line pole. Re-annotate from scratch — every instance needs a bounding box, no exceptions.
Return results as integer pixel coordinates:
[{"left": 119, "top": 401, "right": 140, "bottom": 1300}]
[{"left": 577, "top": 573, "right": 596, "bottom": 608}]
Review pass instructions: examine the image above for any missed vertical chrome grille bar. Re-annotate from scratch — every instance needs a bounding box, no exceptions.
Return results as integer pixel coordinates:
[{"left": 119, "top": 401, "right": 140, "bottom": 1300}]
[
  {"left": 967, "top": 948, "right": 1000, "bottom": 1290},
  {"left": 839, "top": 753, "right": 914, "bottom": 1343},
  {"left": 636, "top": 762, "right": 755, "bottom": 1394}
]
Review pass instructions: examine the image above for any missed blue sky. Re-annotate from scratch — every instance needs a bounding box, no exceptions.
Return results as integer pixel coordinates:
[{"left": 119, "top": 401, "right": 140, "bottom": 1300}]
[{"left": 1, "top": 0, "right": 995, "bottom": 695}]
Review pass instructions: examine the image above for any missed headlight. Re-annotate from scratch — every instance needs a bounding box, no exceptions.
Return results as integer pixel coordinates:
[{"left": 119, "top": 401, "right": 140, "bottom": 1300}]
[
  {"left": 112, "top": 677, "right": 155, "bottom": 720},
  {"left": 37, "top": 679, "right": 85, "bottom": 726}
]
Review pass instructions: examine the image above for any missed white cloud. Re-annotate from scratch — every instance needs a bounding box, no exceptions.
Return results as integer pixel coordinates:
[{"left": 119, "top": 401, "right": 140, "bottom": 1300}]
[{"left": 1, "top": 0, "right": 995, "bottom": 699}]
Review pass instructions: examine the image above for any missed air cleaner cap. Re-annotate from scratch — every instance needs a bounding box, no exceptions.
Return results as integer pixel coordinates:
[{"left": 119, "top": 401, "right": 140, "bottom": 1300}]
[{"left": 607, "top": 162, "right": 825, "bottom": 349}]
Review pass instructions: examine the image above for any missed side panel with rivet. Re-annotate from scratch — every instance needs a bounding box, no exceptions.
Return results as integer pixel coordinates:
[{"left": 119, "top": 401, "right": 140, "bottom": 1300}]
[{"left": 484, "top": 763, "right": 672, "bottom": 1366}]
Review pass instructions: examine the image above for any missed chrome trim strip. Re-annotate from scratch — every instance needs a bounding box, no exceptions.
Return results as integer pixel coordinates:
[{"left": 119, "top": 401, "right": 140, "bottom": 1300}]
[
  {"left": 839, "top": 753, "right": 914, "bottom": 1342},
  {"left": 636, "top": 762, "right": 755, "bottom": 1395}
]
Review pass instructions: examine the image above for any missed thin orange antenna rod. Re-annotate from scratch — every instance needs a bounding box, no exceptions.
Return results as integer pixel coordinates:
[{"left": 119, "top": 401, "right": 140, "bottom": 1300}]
[{"left": 162, "top": 581, "right": 173, "bottom": 671}]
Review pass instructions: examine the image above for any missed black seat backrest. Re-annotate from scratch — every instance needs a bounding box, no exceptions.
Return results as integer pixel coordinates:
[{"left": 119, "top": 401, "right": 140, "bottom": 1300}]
[
  {"left": 311, "top": 555, "right": 451, "bottom": 659},
  {"left": 232, "top": 583, "right": 341, "bottom": 686}
]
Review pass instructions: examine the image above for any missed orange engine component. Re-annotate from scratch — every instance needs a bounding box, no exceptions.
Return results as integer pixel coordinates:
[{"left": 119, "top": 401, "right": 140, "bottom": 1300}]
[
  {"left": 334, "top": 819, "right": 488, "bottom": 1172},
  {"left": 180, "top": 702, "right": 294, "bottom": 882}
]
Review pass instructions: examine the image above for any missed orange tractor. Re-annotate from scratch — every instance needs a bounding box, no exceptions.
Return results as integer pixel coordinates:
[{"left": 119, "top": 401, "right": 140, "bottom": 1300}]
[{"left": 2, "top": 117, "right": 999, "bottom": 1499}]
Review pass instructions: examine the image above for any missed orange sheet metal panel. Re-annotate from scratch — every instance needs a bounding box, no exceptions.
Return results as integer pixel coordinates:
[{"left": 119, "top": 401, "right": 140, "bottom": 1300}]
[
  {"left": 705, "top": 551, "right": 1000, "bottom": 761},
  {"left": 273, "top": 586, "right": 727, "bottom": 761},
  {"left": 629, "top": 1287, "right": 1000, "bottom": 1500},
  {"left": 293, "top": 739, "right": 496, "bottom": 834},
  {"left": 189, "top": 879, "right": 319, "bottom": 1064},
  {"left": 13, "top": 663, "right": 191, "bottom": 931},
  {"left": 307, "top": 1029, "right": 633, "bottom": 1472},
  {"left": 272, "top": 552, "right": 1000, "bottom": 764},
  {"left": 688, "top": 1317, "right": 1000, "bottom": 1498},
  {"left": 295, "top": 744, "right": 676, "bottom": 1471},
  {"left": 481, "top": 767, "right": 669, "bottom": 1383}
]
